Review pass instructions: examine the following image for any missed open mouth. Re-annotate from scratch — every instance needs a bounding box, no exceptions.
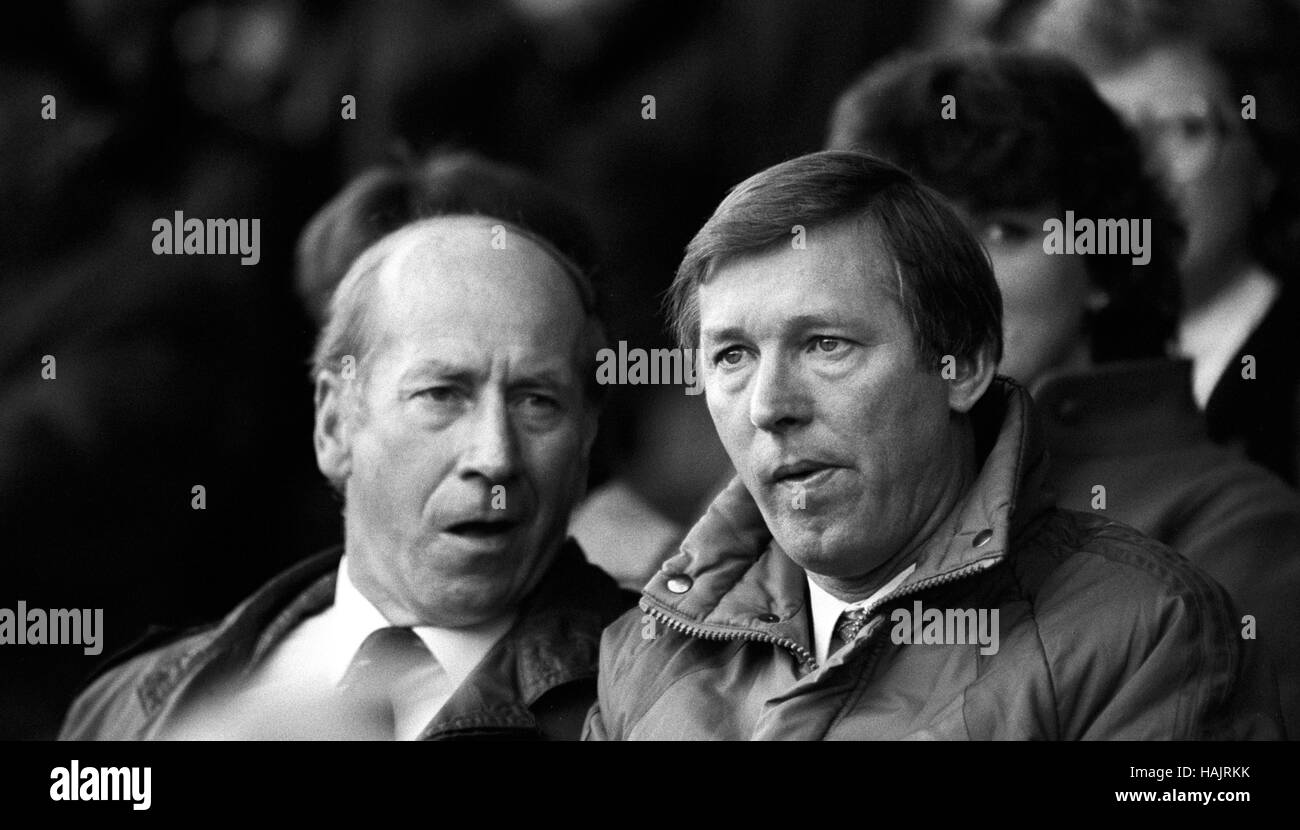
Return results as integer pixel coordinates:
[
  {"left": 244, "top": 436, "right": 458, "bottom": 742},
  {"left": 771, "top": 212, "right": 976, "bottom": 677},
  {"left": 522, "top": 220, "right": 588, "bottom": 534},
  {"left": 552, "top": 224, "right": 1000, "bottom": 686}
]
[
  {"left": 444, "top": 519, "right": 520, "bottom": 539},
  {"left": 771, "top": 462, "right": 838, "bottom": 486}
]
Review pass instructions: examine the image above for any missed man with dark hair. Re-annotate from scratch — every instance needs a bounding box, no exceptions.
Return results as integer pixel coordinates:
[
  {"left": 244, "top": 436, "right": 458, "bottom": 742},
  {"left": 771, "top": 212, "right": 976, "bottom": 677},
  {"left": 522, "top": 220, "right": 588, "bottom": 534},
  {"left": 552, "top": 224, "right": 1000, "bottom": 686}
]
[
  {"left": 60, "top": 161, "right": 630, "bottom": 740},
  {"left": 826, "top": 48, "right": 1300, "bottom": 734},
  {"left": 585, "top": 149, "right": 1281, "bottom": 739}
]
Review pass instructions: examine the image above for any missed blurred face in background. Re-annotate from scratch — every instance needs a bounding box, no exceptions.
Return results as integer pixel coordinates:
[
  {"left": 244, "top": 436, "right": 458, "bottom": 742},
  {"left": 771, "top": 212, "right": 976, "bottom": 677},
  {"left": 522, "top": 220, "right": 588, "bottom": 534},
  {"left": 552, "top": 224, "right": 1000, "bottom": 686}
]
[
  {"left": 960, "top": 202, "right": 1096, "bottom": 386},
  {"left": 1071, "top": 44, "right": 1272, "bottom": 308},
  {"left": 315, "top": 217, "right": 597, "bottom": 628}
]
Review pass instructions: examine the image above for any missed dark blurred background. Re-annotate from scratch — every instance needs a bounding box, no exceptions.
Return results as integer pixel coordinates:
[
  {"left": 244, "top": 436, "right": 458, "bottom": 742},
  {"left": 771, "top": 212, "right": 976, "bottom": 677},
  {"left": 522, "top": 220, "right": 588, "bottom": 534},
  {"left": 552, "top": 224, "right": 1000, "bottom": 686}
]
[{"left": 0, "top": 0, "right": 999, "bottom": 738}]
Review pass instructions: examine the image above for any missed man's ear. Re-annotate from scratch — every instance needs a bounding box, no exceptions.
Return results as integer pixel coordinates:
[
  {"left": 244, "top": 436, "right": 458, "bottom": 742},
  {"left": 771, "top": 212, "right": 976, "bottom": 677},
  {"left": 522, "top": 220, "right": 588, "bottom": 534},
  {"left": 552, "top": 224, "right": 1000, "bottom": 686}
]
[
  {"left": 944, "top": 342, "right": 998, "bottom": 414},
  {"left": 314, "top": 371, "right": 353, "bottom": 484}
]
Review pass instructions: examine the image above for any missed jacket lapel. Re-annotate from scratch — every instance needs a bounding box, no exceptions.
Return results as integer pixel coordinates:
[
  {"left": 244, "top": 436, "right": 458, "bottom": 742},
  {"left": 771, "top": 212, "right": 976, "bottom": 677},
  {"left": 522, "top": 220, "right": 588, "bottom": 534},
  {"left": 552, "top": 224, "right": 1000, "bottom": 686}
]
[{"left": 417, "top": 541, "right": 614, "bottom": 739}]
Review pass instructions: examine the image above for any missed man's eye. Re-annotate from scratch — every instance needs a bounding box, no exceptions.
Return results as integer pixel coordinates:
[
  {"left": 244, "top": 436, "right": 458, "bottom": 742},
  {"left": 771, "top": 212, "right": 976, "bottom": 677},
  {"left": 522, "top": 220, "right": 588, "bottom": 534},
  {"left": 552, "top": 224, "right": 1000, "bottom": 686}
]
[
  {"left": 418, "top": 386, "right": 463, "bottom": 404},
  {"left": 519, "top": 393, "right": 560, "bottom": 412},
  {"left": 515, "top": 393, "right": 565, "bottom": 429},
  {"left": 714, "top": 347, "right": 747, "bottom": 367},
  {"left": 813, "top": 337, "right": 843, "bottom": 354}
]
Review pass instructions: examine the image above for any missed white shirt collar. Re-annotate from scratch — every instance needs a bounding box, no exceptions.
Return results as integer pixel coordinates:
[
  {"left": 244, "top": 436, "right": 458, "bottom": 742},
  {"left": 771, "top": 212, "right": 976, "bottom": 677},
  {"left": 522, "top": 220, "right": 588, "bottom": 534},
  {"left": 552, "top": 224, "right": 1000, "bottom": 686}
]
[
  {"left": 1179, "top": 264, "right": 1279, "bottom": 408},
  {"left": 807, "top": 563, "right": 916, "bottom": 665},
  {"left": 334, "top": 556, "right": 516, "bottom": 688}
]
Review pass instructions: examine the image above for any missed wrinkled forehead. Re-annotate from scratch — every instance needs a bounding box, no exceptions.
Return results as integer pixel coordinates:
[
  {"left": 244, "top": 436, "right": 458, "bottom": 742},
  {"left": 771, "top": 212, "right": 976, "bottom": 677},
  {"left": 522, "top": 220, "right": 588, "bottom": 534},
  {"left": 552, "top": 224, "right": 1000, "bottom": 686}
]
[{"left": 706, "top": 214, "right": 899, "bottom": 294}]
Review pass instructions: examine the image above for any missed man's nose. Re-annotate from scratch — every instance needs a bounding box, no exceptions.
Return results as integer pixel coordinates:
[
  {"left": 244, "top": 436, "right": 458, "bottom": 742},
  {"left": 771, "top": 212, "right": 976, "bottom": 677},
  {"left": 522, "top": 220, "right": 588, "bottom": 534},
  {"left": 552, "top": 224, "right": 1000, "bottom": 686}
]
[
  {"left": 748, "top": 353, "right": 812, "bottom": 433},
  {"left": 457, "top": 394, "right": 520, "bottom": 484}
]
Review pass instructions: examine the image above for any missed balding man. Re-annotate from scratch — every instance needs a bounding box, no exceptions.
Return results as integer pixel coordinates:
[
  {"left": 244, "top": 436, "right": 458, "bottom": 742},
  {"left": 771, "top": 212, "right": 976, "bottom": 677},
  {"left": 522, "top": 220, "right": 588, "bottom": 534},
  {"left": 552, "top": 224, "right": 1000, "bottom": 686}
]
[{"left": 60, "top": 213, "right": 629, "bottom": 740}]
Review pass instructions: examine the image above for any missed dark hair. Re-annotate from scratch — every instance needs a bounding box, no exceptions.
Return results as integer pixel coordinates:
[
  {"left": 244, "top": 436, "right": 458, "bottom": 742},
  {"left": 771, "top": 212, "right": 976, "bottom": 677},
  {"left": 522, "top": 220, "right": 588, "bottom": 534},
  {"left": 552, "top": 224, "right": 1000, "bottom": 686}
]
[
  {"left": 667, "top": 150, "right": 1003, "bottom": 370},
  {"left": 295, "top": 148, "right": 603, "bottom": 324},
  {"left": 1002, "top": 0, "right": 1300, "bottom": 277},
  {"left": 828, "top": 47, "right": 1184, "bottom": 363}
]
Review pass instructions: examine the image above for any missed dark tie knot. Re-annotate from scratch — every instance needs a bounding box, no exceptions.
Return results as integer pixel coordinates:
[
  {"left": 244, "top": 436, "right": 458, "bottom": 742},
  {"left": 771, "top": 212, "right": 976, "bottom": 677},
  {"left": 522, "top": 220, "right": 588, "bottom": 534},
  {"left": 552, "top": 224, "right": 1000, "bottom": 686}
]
[{"left": 836, "top": 607, "right": 869, "bottom": 640}]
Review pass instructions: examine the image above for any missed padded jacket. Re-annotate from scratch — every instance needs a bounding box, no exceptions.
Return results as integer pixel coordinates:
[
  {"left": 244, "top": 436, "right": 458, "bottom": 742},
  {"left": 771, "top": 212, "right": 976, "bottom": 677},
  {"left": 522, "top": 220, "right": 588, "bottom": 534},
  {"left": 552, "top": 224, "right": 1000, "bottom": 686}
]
[{"left": 584, "top": 380, "right": 1284, "bottom": 740}]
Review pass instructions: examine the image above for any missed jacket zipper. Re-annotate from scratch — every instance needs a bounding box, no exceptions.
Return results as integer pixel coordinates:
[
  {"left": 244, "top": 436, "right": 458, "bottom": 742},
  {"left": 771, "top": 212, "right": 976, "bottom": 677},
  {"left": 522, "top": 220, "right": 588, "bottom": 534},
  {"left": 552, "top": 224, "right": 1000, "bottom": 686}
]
[
  {"left": 870, "top": 555, "right": 999, "bottom": 611},
  {"left": 640, "top": 599, "right": 818, "bottom": 671},
  {"left": 641, "top": 555, "right": 1000, "bottom": 672}
]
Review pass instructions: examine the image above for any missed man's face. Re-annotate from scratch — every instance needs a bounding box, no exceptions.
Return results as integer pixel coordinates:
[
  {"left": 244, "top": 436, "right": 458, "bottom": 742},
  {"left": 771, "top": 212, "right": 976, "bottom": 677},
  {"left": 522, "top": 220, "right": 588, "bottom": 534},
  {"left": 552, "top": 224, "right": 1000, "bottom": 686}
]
[
  {"left": 323, "top": 218, "right": 595, "bottom": 628},
  {"left": 698, "top": 219, "right": 968, "bottom": 582}
]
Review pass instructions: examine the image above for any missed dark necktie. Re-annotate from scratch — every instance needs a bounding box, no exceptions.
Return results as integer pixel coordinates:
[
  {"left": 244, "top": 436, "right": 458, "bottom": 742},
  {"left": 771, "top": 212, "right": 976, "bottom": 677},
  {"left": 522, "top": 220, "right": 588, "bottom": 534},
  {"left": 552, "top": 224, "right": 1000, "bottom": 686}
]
[
  {"left": 337, "top": 627, "right": 443, "bottom": 739},
  {"left": 827, "top": 606, "right": 870, "bottom": 659}
]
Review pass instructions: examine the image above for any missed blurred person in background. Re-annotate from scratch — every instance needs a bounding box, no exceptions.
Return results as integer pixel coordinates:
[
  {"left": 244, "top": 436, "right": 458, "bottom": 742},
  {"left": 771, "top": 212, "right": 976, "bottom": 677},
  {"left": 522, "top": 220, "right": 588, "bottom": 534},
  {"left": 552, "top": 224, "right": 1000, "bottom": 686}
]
[
  {"left": 828, "top": 46, "right": 1300, "bottom": 735},
  {"left": 1002, "top": 0, "right": 1300, "bottom": 485}
]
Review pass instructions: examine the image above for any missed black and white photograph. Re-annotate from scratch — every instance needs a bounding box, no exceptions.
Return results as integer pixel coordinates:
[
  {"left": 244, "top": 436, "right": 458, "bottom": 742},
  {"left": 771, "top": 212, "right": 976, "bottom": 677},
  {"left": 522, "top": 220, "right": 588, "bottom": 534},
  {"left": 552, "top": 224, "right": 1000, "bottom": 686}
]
[{"left": 2, "top": 0, "right": 1298, "bottom": 807}]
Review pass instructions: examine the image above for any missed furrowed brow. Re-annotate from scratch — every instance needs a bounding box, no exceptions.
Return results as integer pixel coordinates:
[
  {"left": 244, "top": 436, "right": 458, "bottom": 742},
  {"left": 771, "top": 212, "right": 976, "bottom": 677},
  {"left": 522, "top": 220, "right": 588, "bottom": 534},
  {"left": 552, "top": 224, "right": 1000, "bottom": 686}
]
[{"left": 401, "top": 359, "right": 480, "bottom": 385}]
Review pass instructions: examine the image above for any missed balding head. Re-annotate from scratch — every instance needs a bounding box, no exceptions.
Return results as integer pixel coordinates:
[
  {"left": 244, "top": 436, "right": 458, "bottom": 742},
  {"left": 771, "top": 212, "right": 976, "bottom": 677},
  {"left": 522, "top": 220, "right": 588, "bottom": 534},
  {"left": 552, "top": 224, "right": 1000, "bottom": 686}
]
[
  {"left": 309, "top": 215, "right": 604, "bottom": 628},
  {"left": 312, "top": 215, "right": 602, "bottom": 394}
]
